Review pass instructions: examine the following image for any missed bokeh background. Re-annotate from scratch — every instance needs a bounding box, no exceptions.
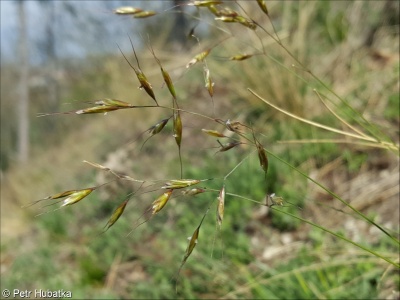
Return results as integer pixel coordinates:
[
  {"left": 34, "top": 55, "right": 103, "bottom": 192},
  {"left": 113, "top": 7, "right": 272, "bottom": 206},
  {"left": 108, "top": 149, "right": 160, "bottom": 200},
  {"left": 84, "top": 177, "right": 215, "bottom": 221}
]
[{"left": 1, "top": 1, "right": 399, "bottom": 299}]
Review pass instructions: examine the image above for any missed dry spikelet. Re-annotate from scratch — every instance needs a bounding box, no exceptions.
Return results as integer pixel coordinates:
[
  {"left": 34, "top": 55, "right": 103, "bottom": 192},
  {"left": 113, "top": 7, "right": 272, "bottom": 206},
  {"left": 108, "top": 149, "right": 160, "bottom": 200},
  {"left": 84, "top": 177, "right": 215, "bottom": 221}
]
[
  {"left": 133, "top": 11, "right": 157, "bottom": 18},
  {"left": 253, "top": 131, "right": 268, "bottom": 175},
  {"left": 113, "top": 7, "right": 143, "bottom": 15},
  {"left": 256, "top": 140, "right": 268, "bottom": 174},
  {"left": 202, "top": 129, "right": 226, "bottom": 138},
  {"left": 163, "top": 179, "right": 201, "bottom": 189},
  {"left": 215, "top": 140, "right": 242, "bottom": 153},
  {"left": 103, "top": 200, "right": 128, "bottom": 232},
  {"left": 217, "top": 185, "right": 225, "bottom": 228},
  {"left": 83, "top": 160, "right": 110, "bottom": 171},
  {"left": 229, "top": 54, "right": 253, "bottom": 61},
  {"left": 181, "top": 188, "right": 206, "bottom": 196},
  {"left": 152, "top": 190, "right": 173, "bottom": 214},
  {"left": 256, "top": 0, "right": 269, "bottom": 16},
  {"left": 188, "top": 1, "right": 223, "bottom": 7},
  {"left": 225, "top": 119, "right": 245, "bottom": 132}
]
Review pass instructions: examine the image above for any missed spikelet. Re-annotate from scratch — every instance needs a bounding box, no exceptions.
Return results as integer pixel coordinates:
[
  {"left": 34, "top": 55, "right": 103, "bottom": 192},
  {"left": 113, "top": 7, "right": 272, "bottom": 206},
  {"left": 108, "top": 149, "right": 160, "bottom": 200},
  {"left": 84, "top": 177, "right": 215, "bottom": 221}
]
[
  {"left": 152, "top": 190, "right": 173, "bottom": 214},
  {"left": 256, "top": 0, "right": 269, "bottom": 16},
  {"left": 229, "top": 54, "right": 253, "bottom": 61},
  {"left": 181, "top": 188, "right": 206, "bottom": 196},
  {"left": 113, "top": 7, "right": 143, "bottom": 15},
  {"left": 186, "top": 49, "right": 211, "bottom": 68},
  {"left": 23, "top": 188, "right": 92, "bottom": 208},
  {"left": 204, "top": 68, "right": 214, "bottom": 97},
  {"left": 215, "top": 140, "right": 242, "bottom": 153},
  {"left": 207, "top": 5, "right": 221, "bottom": 16},
  {"left": 163, "top": 179, "right": 201, "bottom": 189},
  {"left": 95, "top": 98, "right": 134, "bottom": 108},
  {"left": 133, "top": 11, "right": 157, "bottom": 18},
  {"left": 61, "top": 188, "right": 93, "bottom": 207},
  {"left": 217, "top": 185, "right": 225, "bottom": 228},
  {"left": 103, "top": 200, "right": 128, "bottom": 232},
  {"left": 202, "top": 129, "right": 226, "bottom": 138},
  {"left": 175, "top": 202, "right": 211, "bottom": 292},
  {"left": 188, "top": 1, "right": 223, "bottom": 7},
  {"left": 253, "top": 131, "right": 268, "bottom": 175},
  {"left": 118, "top": 37, "right": 158, "bottom": 105}
]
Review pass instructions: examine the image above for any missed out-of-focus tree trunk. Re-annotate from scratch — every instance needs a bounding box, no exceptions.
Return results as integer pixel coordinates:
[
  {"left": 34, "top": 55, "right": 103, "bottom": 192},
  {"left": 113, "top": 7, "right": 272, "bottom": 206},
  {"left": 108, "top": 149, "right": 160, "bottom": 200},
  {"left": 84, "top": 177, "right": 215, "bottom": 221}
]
[
  {"left": 171, "top": 0, "right": 189, "bottom": 49},
  {"left": 17, "top": 1, "right": 30, "bottom": 163},
  {"left": 44, "top": 1, "right": 59, "bottom": 112}
]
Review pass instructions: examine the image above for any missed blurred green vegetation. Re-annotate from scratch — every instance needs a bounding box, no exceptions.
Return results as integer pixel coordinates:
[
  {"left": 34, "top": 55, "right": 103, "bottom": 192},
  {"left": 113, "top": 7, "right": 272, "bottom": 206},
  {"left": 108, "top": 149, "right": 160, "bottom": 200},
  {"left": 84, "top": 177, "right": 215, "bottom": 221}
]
[{"left": 1, "top": 1, "right": 399, "bottom": 299}]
